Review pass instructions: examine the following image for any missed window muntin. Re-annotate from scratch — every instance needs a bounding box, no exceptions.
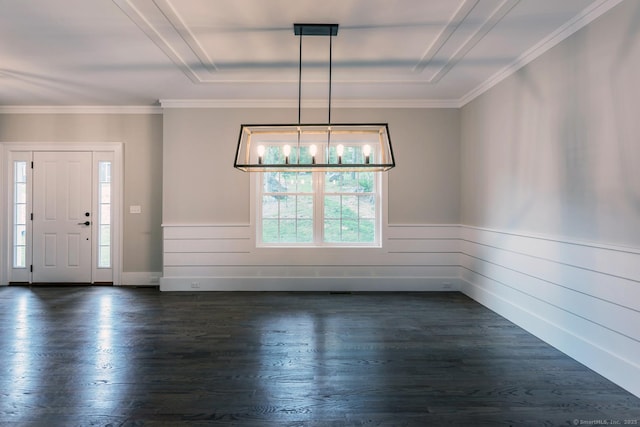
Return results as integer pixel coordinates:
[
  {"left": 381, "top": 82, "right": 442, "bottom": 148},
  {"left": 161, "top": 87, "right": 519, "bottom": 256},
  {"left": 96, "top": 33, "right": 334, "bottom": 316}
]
[{"left": 257, "top": 144, "right": 380, "bottom": 247}]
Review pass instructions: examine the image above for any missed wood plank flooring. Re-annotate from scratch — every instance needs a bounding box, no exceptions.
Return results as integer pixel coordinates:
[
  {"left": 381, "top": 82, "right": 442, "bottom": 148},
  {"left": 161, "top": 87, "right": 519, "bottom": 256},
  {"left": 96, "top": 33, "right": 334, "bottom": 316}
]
[{"left": 0, "top": 286, "right": 638, "bottom": 426}]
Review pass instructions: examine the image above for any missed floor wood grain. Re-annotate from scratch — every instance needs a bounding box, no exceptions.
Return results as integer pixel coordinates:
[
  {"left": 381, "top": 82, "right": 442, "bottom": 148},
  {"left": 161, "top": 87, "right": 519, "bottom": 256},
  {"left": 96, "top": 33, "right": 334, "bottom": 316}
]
[{"left": 0, "top": 286, "right": 638, "bottom": 426}]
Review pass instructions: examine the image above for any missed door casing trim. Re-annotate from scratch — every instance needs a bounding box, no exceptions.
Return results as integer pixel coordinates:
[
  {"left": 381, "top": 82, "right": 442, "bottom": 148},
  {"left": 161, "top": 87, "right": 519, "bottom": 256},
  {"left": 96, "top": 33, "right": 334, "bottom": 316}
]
[{"left": 1, "top": 142, "right": 123, "bottom": 285}]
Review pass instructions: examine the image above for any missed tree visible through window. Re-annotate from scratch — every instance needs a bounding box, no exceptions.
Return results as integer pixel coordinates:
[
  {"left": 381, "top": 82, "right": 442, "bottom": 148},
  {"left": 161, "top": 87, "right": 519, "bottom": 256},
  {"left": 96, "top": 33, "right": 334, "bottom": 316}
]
[
  {"left": 257, "top": 150, "right": 380, "bottom": 247},
  {"left": 323, "top": 171, "right": 376, "bottom": 243}
]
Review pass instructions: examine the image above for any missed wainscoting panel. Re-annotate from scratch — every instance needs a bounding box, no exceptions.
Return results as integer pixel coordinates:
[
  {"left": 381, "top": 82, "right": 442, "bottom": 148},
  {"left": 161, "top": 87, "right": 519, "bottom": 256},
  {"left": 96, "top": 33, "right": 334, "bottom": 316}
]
[
  {"left": 459, "top": 226, "right": 640, "bottom": 398},
  {"left": 161, "top": 223, "right": 640, "bottom": 396},
  {"left": 161, "top": 224, "right": 462, "bottom": 292}
]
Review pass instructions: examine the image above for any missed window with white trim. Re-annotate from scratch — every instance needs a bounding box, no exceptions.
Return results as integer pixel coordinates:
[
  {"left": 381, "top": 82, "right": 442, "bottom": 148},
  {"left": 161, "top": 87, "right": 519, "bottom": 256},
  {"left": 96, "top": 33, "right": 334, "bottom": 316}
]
[
  {"left": 13, "top": 161, "right": 28, "bottom": 268},
  {"left": 97, "top": 161, "right": 112, "bottom": 268},
  {"left": 256, "top": 144, "right": 381, "bottom": 247}
]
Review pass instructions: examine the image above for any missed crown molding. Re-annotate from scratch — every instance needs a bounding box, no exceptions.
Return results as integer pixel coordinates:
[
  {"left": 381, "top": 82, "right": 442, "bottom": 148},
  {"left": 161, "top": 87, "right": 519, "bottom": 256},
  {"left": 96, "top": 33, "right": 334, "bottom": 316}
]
[
  {"left": 0, "top": 105, "right": 162, "bottom": 114},
  {"left": 459, "top": 0, "right": 624, "bottom": 106},
  {"left": 159, "top": 98, "right": 461, "bottom": 109},
  {"left": 425, "top": 0, "right": 520, "bottom": 84}
]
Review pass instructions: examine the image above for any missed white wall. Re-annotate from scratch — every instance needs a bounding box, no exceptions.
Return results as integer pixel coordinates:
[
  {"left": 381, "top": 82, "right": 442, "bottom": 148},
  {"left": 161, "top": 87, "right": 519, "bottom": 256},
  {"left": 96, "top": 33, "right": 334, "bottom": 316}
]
[
  {"left": 460, "top": 1, "right": 640, "bottom": 397},
  {"left": 161, "top": 107, "right": 461, "bottom": 291}
]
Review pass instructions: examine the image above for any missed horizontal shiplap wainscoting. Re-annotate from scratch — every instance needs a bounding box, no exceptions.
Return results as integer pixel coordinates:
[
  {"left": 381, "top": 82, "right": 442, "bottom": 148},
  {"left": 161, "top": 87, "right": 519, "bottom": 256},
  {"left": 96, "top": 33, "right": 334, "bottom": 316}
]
[
  {"left": 121, "top": 272, "right": 162, "bottom": 286},
  {"left": 459, "top": 226, "right": 640, "bottom": 398},
  {"left": 161, "top": 224, "right": 462, "bottom": 292}
]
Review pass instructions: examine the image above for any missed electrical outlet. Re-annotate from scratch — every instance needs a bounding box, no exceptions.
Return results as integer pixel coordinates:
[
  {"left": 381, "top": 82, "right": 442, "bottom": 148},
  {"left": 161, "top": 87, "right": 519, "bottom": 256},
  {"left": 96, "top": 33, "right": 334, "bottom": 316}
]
[
  {"left": 442, "top": 282, "right": 452, "bottom": 290},
  {"left": 190, "top": 281, "right": 200, "bottom": 289}
]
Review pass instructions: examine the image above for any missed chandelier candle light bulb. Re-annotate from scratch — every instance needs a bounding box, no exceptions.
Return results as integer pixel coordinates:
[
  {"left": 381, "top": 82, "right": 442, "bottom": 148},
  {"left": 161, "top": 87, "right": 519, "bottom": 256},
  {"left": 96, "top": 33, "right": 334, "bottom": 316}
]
[
  {"left": 309, "top": 144, "right": 317, "bottom": 164},
  {"left": 283, "top": 145, "right": 291, "bottom": 164},
  {"left": 337, "top": 144, "right": 344, "bottom": 164},
  {"left": 257, "top": 145, "right": 265, "bottom": 165},
  {"left": 363, "top": 144, "right": 371, "bottom": 164}
]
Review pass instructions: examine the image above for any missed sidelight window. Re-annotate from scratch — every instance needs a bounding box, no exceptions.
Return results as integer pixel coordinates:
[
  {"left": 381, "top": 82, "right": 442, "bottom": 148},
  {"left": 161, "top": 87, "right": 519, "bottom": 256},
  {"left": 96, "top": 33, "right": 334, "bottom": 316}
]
[
  {"left": 13, "top": 161, "right": 28, "bottom": 268},
  {"left": 98, "top": 161, "right": 111, "bottom": 268}
]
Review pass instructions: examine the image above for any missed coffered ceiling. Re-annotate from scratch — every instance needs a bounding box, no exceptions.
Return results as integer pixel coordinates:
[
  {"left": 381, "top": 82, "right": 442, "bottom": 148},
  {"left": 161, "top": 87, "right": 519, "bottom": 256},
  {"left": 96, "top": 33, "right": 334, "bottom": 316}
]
[{"left": 0, "top": 0, "right": 622, "bottom": 108}]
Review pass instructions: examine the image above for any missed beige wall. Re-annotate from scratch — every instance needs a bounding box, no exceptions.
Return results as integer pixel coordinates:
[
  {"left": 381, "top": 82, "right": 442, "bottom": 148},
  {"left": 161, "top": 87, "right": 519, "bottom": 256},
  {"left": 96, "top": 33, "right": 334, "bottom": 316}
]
[
  {"left": 461, "top": 0, "right": 640, "bottom": 247},
  {"left": 0, "top": 113, "right": 163, "bottom": 273},
  {"left": 163, "top": 107, "right": 460, "bottom": 225}
]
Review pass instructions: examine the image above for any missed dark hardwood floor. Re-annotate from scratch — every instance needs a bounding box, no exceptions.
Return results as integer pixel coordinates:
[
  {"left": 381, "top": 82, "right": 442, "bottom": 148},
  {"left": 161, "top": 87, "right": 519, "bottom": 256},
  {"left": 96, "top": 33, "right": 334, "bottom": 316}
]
[{"left": 0, "top": 286, "right": 638, "bottom": 426}]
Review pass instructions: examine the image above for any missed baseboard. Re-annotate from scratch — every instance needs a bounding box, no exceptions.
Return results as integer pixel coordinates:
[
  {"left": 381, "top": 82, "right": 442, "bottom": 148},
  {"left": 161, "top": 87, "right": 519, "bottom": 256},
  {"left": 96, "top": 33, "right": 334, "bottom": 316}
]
[
  {"left": 120, "top": 272, "right": 162, "bottom": 286},
  {"left": 159, "top": 276, "right": 462, "bottom": 292},
  {"left": 461, "top": 279, "right": 640, "bottom": 398}
]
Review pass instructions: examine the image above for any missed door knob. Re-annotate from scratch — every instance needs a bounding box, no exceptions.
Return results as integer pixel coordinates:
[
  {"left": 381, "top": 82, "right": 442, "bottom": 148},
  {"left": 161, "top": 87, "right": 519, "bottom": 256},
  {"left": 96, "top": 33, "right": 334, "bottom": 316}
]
[{"left": 78, "top": 221, "right": 91, "bottom": 226}]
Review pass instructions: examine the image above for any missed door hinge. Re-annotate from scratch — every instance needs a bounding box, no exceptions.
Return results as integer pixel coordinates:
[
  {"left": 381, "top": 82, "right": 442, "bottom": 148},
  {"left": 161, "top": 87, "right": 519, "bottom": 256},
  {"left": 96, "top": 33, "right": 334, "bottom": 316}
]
[
  {"left": 30, "top": 265, "right": 33, "bottom": 273},
  {"left": 30, "top": 213, "right": 33, "bottom": 221},
  {"left": 31, "top": 161, "right": 34, "bottom": 169}
]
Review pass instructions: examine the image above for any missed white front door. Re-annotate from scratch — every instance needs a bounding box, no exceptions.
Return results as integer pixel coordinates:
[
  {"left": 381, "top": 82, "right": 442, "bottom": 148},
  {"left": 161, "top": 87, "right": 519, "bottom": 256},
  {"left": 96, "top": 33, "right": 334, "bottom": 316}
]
[{"left": 32, "top": 152, "right": 93, "bottom": 283}]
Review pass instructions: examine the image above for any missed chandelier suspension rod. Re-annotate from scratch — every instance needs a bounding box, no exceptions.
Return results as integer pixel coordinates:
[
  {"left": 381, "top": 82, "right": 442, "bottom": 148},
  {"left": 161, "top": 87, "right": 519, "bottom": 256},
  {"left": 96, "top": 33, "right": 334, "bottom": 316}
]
[
  {"left": 298, "top": 30, "right": 303, "bottom": 125},
  {"left": 328, "top": 29, "right": 333, "bottom": 125}
]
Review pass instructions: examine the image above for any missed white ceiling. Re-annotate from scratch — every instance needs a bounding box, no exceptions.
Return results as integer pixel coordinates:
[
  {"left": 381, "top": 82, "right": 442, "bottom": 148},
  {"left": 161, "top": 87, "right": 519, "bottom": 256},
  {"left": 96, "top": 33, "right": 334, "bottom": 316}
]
[{"left": 0, "top": 0, "right": 622, "bottom": 108}]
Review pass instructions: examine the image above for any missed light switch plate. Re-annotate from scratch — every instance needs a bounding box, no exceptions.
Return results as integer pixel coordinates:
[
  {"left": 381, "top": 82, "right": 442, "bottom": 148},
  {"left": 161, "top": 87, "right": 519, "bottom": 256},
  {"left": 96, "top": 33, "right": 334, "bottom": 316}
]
[{"left": 129, "top": 205, "right": 142, "bottom": 214}]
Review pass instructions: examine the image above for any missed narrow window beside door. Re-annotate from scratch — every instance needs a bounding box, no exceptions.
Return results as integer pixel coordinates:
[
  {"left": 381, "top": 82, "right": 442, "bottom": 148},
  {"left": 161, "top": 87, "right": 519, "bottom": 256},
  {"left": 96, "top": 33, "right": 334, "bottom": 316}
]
[
  {"left": 98, "top": 161, "right": 111, "bottom": 268},
  {"left": 14, "top": 161, "right": 28, "bottom": 268}
]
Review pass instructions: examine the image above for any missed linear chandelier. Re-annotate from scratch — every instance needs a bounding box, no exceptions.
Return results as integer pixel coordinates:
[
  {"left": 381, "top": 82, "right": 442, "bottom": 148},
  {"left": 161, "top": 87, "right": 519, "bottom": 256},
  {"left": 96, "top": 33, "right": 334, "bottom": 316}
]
[{"left": 234, "top": 23, "right": 395, "bottom": 172}]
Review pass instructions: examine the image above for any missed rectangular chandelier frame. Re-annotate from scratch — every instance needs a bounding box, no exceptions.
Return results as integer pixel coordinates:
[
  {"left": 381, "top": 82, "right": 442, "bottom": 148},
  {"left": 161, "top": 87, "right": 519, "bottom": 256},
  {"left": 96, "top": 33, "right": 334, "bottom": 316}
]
[{"left": 234, "top": 123, "right": 394, "bottom": 172}]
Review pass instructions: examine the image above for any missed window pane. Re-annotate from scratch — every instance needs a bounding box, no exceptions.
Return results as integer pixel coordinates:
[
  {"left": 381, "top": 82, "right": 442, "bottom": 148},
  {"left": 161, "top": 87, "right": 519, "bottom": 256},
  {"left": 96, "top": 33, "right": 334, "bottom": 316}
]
[
  {"left": 358, "top": 195, "right": 376, "bottom": 219},
  {"left": 296, "top": 219, "right": 313, "bottom": 242},
  {"left": 296, "top": 173, "right": 312, "bottom": 192},
  {"left": 15, "top": 162, "right": 27, "bottom": 183},
  {"left": 324, "top": 219, "right": 341, "bottom": 242},
  {"left": 341, "top": 195, "right": 358, "bottom": 219},
  {"left": 99, "top": 246, "right": 111, "bottom": 268},
  {"left": 99, "top": 162, "right": 111, "bottom": 182},
  {"left": 263, "top": 172, "right": 285, "bottom": 193},
  {"left": 359, "top": 219, "right": 375, "bottom": 242},
  {"left": 279, "top": 219, "right": 297, "bottom": 242},
  {"left": 100, "top": 224, "right": 111, "bottom": 243},
  {"left": 324, "top": 195, "right": 341, "bottom": 219},
  {"left": 262, "top": 219, "right": 279, "bottom": 242},
  {"left": 280, "top": 196, "right": 298, "bottom": 218},
  {"left": 100, "top": 183, "right": 111, "bottom": 203},
  {"left": 340, "top": 173, "right": 360, "bottom": 193},
  {"left": 15, "top": 247, "right": 26, "bottom": 269},
  {"left": 15, "top": 225, "right": 26, "bottom": 246},
  {"left": 358, "top": 172, "right": 374, "bottom": 192},
  {"left": 262, "top": 195, "right": 280, "bottom": 218},
  {"left": 15, "top": 204, "right": 27, "bottom": 225},
  {"left": 341, "top": 220, "right": 359, "bottom": 242},
  {"left": 16, "top": 183, "right": 27, "bottom": 204},
  {"left": 325, "top": 172, "right": 342, "bottom": 192},
  {"left": 297, "top": 196, "right": 313, "bottom": 219},
  {"left": 100, "top": 204, "right": 111, "bottom": 225},
  {"left": 325, "top": 171, "right": 366, "bottom": 193}
]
